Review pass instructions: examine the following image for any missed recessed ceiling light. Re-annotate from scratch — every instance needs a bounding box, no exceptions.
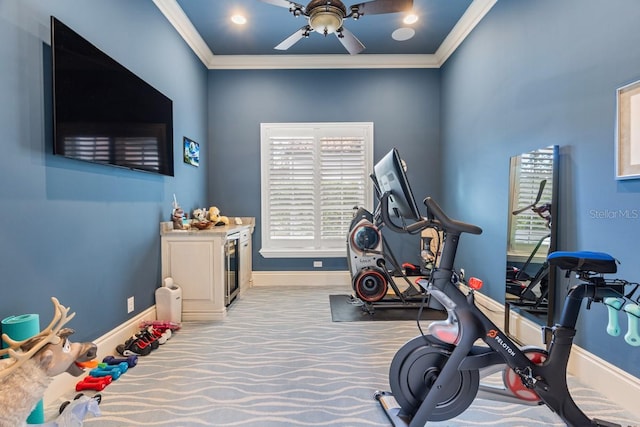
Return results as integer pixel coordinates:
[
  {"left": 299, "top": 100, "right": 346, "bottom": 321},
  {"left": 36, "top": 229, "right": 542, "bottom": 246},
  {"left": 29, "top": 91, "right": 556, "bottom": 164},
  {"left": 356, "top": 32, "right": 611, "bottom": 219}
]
[
  {"left": 392, "top": 27, "right": 415, "bottom": 41},
  {"left": 403, "top": 14, "right": 419, "bottom": 25},
  {"left": 231, "top": 14, "right": 247, "bottom": 25}
]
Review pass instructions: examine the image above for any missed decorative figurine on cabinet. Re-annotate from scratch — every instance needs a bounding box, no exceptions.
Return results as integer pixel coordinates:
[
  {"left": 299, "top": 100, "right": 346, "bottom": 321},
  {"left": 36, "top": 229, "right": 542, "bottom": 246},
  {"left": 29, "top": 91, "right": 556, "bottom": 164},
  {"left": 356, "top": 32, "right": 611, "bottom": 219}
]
[{"left": 172, "top": 194, "right": 185, "bottom": 230}]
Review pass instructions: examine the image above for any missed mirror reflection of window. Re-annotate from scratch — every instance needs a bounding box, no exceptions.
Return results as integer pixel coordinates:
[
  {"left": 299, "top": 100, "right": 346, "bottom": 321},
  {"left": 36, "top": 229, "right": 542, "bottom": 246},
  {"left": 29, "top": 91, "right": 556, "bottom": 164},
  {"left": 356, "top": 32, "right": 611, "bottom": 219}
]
[
  {"left": 505, "top": 145, "right": 558, "bottom": 331},
  {"left": 507, "top": 147, "right": 554, "bottom": 259}
]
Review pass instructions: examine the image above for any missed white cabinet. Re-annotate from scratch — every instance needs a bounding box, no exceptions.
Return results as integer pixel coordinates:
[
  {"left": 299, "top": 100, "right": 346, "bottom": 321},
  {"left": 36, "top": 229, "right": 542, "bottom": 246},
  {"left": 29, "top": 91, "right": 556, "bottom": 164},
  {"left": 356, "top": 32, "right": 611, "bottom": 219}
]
[
  {"left": 160, "top": 221, "right": 254, "bottom": 321},
  {"left": 239, "top": 228, "right": 252, "bottom": 294},
  {"left": 161, "top": 233, "right": 226, "bottom": 321}
]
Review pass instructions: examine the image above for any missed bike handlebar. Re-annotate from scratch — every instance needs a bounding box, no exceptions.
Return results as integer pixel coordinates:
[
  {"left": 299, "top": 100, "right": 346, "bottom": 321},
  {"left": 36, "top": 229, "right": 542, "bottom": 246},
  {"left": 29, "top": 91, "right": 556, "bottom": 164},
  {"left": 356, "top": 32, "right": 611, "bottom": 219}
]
[{"left": 423, "top": 197, "right": 483, "bottom": 236}]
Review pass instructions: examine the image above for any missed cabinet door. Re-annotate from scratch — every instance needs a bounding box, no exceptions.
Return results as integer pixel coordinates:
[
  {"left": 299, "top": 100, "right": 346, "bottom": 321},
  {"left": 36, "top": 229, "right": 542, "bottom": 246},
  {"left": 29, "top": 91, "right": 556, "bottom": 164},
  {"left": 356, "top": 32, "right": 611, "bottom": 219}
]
[{"left": 165, "top": 240, "right": 215, "bottom": 302}]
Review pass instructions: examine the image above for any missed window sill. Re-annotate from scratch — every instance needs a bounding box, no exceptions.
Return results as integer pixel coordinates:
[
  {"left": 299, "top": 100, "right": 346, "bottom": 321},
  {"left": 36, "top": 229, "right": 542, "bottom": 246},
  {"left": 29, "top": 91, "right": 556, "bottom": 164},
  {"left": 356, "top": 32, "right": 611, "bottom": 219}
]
[
  {"left": 506, "top": 252, "right": 547, "bottom": 263},
  {"left": 259, "top": 248, "right": 346, "bottom": 258}
]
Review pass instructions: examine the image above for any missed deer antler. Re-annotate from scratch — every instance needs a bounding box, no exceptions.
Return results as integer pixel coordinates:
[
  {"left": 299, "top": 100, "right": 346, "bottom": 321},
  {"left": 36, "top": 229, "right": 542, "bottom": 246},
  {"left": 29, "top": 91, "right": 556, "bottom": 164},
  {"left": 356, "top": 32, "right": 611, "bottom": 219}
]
[{"left": 0, "top": 297, "right": 76, "bottom": 379}]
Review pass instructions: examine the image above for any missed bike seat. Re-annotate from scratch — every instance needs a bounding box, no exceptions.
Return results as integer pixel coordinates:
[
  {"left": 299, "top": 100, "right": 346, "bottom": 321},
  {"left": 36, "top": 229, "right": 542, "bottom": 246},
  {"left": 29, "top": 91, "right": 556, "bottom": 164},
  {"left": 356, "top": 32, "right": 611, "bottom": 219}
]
[{"left": 547, "top": 251, "right": 617, "bottom": 274}]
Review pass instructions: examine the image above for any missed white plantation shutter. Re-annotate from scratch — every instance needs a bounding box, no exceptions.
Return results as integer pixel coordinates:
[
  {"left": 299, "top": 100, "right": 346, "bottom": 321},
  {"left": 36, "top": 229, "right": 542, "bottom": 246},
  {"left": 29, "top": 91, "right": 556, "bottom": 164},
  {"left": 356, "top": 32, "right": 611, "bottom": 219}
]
[
  {"left": 268, "top": 136, "right": 315, "bottom": 241},
  {"left": 320, "top": 136, "right": 367, "bottom": 240},
  {"left": 261, "top": 123, "right": 373, "bottom": 257},
  {"left": 508, "top": 146, "right": 555, "bottom": 256}
]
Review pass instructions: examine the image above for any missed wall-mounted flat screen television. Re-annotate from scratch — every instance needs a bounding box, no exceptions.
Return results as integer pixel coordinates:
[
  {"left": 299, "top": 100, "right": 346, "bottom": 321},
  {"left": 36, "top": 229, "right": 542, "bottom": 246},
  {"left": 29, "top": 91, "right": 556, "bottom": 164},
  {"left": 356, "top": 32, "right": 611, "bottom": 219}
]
[{"left": 51, "top": 16, "right": 174, "bottom": 176}]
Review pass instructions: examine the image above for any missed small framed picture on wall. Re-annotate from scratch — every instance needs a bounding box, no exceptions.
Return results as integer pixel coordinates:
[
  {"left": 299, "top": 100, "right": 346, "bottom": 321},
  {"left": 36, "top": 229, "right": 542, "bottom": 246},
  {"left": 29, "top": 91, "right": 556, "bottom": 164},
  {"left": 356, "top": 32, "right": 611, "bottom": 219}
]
[
  {"left": 616, "top": 80, "right": 640, "bottom": 179},
  {"left": 184, "top": 137, "right": 199, "bottom": 167}
]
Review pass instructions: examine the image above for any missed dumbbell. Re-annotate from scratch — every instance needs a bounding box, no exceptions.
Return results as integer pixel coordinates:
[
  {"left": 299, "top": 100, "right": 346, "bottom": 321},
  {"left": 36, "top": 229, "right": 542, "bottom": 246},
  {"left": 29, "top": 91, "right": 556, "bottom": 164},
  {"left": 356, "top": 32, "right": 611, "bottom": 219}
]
[
  {"left": 76, "top": 376, "right": 111, "bottom": 392},
  {"left": 83, "top": 375, "right": 113, "bottom": 385},
  {"left": 103, "top": 354, "right": 138, "bottom": 368},
  {"left": 623, "top": 303, "right": 640, "bottom": 346},
  {"left": 604, "top": 297, "right": 623, "bottom": 336},
  {"left": 89, "top": 367, "right": 121, "bottom": 380},
  {"left": 98, "top": 361, "right": 128, "bottom": 374}
]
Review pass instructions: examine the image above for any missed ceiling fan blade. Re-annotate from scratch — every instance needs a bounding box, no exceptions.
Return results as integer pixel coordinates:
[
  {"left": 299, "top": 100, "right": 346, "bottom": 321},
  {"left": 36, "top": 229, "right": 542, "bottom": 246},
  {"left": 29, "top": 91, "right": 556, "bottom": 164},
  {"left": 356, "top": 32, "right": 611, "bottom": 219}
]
[
  {"left": 259, "top": 0, "right": 303, "bottom": 9},
  {"left": 275, "top": 26, "right": 310, "bottom": 51},
  {"left": 336, "top": 27, "right": 365, "bottom": 55},
  {"left": 351, "top": 0, "right": 413, "bottom": 15}
]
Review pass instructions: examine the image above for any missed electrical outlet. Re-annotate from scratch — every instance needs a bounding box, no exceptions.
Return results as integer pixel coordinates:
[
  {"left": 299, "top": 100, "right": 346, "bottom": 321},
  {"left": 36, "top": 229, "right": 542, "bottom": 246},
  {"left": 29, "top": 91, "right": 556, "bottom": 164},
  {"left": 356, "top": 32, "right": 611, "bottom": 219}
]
[
  {"left": 313, "top": 260, "right": 322, "bottom": 268},
  {"left": 127, "top": 296, "right": 134, "bottom": 313}
]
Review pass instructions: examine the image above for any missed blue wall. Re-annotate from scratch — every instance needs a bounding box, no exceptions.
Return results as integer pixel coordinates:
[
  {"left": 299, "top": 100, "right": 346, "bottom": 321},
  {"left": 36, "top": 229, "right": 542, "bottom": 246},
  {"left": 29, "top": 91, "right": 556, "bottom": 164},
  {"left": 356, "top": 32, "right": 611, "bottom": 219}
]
[
  {"left": 207, "top": 68, "right": 442, "bottom": 271},
  {"left": 0, "top": 0, "right": 208, "bottom": 342},
  {"left": 441, "top": 0, "right": 640, "bottom": 378}
]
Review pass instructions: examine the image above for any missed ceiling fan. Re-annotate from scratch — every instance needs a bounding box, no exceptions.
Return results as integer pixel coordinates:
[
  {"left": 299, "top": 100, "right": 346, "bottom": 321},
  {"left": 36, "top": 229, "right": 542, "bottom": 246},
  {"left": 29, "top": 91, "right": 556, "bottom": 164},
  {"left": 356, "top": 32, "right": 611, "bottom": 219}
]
[{"left": 260, "top": 0, "right": 414, "bottom": 55}]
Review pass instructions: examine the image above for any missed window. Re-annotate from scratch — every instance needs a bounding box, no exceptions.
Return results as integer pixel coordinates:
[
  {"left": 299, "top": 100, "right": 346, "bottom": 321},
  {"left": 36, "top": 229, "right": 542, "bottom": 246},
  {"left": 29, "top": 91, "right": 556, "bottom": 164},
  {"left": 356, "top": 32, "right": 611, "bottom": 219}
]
[
  {"left": 260, "top": 122, "right": 374, "bottom": 258},
  {"left": 507, "top": 146, "right": 555, "bottom": 258}
]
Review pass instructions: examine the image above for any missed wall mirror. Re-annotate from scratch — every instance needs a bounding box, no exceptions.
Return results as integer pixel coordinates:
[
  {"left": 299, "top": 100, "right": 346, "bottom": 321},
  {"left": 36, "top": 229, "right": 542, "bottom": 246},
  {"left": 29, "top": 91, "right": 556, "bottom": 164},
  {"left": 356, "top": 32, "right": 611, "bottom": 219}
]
[{"left": 505, "top": 145, "right": 559, "bottom": 332}]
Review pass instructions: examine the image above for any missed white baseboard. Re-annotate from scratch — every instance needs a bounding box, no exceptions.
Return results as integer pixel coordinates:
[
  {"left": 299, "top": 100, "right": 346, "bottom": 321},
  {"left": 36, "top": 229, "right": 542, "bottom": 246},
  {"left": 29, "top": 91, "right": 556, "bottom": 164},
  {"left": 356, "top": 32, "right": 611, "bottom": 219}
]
[
  {"left": 44, "top": 306, "right": 157, "bottom": 407},
  {"left": 474, "top": 291, "right": 640, "bottom": 420},
  {"left": 252, "top": 270, "right": 351, "bottom": 288}
]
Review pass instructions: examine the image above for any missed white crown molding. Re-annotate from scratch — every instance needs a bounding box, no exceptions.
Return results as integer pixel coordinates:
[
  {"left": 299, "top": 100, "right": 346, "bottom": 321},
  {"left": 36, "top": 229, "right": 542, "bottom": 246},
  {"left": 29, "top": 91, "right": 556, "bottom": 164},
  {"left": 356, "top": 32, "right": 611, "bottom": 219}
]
[
  {"left": 435, "top": 0, "right": 498, "bottom": 66},
  {"left": 152, "top": 0, "right": 216, "bottom": 66},
  {"left": 154, "top": 0, "right": 497, "bottom": 70},
  {"left": 208, "top": 53, "right": 440, "bottom": 70}
]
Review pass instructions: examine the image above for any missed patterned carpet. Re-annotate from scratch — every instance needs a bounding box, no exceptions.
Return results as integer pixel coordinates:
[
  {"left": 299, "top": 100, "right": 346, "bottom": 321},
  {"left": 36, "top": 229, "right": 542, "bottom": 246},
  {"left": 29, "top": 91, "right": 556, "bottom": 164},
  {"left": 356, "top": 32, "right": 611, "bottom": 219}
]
[{"left": 46, "top": 285, "right": 638, "bottom": 426}]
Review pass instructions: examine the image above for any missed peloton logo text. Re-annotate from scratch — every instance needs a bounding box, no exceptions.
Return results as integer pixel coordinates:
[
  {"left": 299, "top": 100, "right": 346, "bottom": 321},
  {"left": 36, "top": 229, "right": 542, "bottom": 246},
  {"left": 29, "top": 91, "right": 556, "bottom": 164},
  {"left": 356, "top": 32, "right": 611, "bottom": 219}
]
[{"left": 487, "top": 329, "right": 516, "bottom": 357}]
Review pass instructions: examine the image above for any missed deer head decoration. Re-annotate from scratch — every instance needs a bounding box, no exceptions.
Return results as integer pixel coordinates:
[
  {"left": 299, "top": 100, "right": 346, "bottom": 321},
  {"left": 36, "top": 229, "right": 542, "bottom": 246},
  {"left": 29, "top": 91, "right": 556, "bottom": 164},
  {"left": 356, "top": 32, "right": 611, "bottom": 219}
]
[{"left": 0, "top": 297, "right": 97, "bottom": 378}]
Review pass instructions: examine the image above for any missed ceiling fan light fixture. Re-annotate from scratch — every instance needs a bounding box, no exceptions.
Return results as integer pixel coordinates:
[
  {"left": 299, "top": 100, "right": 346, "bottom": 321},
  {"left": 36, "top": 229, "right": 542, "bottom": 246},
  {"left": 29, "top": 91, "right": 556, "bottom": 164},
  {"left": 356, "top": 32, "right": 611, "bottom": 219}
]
[
  {"left": 263, "top": 0, "right": 409, "bottom": 54},
  {"left": 309, "top": 4, "right": 345, "bottom": 35}
]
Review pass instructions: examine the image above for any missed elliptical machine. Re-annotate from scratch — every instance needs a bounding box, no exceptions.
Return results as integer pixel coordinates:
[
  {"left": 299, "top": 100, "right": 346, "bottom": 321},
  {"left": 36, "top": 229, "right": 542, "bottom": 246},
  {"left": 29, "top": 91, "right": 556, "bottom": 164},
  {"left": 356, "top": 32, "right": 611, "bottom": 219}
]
[
  {"left": 347, "top": 206, "right": 422, "bottom": 306},
  {"left": 346, "top": 149, "right": 436, "bottom": 313}
]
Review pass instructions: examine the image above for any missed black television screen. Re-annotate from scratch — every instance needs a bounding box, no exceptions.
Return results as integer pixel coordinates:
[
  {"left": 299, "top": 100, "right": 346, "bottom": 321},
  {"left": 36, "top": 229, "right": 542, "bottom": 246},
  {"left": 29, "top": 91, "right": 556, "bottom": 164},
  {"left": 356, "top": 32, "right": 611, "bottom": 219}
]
[
  {"left": 51, "top": 17, "right": 174, "bottom": 176},
  {"left": 374, "top": 148, "right": 421, "bottom": 221}
]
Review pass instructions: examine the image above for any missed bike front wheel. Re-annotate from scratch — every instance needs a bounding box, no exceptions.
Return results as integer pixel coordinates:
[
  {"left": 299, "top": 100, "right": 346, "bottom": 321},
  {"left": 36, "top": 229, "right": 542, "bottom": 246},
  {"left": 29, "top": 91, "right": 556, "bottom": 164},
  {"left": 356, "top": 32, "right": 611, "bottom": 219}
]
[{"left": 389, "top": 335, "right": 480, "bottom": 421}]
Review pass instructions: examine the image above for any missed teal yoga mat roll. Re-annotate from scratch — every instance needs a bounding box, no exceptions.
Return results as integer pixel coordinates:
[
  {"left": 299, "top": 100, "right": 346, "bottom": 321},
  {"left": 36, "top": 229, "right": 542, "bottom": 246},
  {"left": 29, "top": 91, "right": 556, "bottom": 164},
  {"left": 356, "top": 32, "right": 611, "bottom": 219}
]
[{"left": 1, "top": 313, "right": 45, "bottom": 424}]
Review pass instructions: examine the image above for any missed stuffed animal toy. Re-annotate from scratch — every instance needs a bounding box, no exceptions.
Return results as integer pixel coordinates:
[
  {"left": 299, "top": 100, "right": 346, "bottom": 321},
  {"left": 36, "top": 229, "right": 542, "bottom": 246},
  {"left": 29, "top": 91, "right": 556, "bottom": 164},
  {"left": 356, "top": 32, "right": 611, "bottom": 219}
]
[
  {"left": 193, "top": 208, "right": 207, "bottom": 222},
  {"left": 208, "top": 206, "right": 229, "bottom": 226},
  {"left": 0, "top": 298, "right": 98, "bottom": 427},
  {"left": 191, "top": 208, "right": 213, "bottom": 230}
]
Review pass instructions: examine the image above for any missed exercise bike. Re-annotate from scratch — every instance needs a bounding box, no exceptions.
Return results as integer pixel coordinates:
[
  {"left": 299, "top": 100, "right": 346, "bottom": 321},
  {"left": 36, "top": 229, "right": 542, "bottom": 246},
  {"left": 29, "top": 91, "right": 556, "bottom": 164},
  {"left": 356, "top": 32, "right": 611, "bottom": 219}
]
[{"left": 375, "top": 195, "right": 639, "bottom": 426}]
